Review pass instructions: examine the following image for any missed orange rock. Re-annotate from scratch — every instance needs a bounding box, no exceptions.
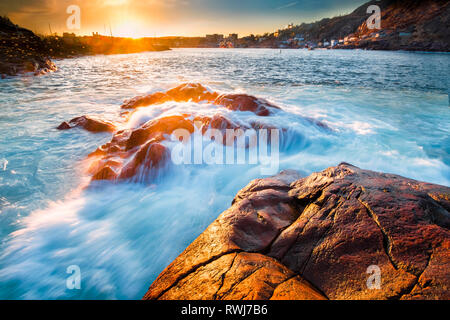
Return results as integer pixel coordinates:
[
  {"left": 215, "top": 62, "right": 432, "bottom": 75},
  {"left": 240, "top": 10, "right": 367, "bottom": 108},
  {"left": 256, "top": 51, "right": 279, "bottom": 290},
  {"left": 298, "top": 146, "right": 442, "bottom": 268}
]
[
  {"left": 126, "top": 115, "right": 194, "bottom": 150},
  {"left": 92, "top": 166, "right": 117, "bottom": 181},
  {"left": 121, "top": 92, "right": 172, "bottom": 109},
  {"left": 143, "top": 164, "right": 450, "bottom": 300},
  {"left": 57, "top": 116, "right": 115, "bottom": 133},
  {"left": 214, "top": 94, "right": 280, "bottom": 116},
  {"left": 118, "top": 142, "right": 168, "bottom": 180},
  {"left": 121, "top": 83, "right": 218, "bottom": 109}
]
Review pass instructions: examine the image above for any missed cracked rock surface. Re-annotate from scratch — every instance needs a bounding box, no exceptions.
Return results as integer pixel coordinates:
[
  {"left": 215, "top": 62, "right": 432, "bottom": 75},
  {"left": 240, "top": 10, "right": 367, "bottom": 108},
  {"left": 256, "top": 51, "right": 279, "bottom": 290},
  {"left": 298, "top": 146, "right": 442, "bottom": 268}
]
[{"left": 143, "top": 163, "right": 450, "bottom": 300}]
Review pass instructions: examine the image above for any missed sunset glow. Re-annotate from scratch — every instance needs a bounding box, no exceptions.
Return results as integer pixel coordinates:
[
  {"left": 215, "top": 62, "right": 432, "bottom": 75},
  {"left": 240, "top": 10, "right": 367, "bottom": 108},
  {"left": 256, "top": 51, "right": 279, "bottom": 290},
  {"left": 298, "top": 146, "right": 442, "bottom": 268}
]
[
  {"left": 0, "top": 0, "right": 367, "bottom": 37},
  {"left": 114, "top": 20, "right": 147, "bottom": 38}
]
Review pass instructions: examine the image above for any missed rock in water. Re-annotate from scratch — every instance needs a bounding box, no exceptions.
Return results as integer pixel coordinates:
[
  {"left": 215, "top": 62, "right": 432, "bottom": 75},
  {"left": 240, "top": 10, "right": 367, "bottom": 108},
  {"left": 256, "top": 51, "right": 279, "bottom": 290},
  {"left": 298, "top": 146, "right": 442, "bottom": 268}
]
[
  {"left": 57, "top": 116, "right": 115, "bottom": 133},
  {"left": 144, "top": 163, "right": 450, "bottom": 300},
  {"left": 60, "top": 83, "right": 324, "bottom": 185}
]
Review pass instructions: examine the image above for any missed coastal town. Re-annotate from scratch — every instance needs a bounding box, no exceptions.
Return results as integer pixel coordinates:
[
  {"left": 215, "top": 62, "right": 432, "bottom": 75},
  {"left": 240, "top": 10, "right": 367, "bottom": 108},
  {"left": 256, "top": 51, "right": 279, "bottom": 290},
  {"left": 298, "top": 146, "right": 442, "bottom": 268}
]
[{"left": 1, "top": 0, "right": 448, "bottom": 76}]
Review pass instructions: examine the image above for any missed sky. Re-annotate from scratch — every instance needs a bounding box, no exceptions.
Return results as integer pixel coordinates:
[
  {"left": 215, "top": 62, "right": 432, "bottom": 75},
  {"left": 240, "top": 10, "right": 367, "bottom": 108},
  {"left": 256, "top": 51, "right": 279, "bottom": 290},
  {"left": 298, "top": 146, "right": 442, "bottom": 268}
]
[{"left": 0, "top": 0, "right": 368, "bottom": 37}]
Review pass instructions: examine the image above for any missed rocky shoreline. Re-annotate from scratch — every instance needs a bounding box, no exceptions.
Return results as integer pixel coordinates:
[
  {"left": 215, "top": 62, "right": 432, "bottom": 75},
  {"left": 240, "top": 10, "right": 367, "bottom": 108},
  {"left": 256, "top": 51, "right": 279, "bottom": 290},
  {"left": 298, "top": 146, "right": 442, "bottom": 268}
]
[
  {"left": 0, "top": 16, "right": 56, "bottom": 77},
  {"left": 0, "top": 16, "right": 170, "bottom": 77},
  {"left": 144, "top": 163, "right": 449, "bottom": 300}
]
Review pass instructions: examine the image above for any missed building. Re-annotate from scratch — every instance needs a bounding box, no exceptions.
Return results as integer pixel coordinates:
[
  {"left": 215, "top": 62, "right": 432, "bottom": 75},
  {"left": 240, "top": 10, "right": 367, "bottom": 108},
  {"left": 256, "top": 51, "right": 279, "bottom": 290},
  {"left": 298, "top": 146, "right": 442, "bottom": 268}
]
[
  {"left": 294, "top": 34, "right": 304, "bottom": 42},
  {"left": 228, "top": 34, "right": 238, "bottom": 42},
  {"left": 205, "top": 34, "right": 224, "bottom": 43},
  {"left": 63, "top": 32, "right": 76, "bottom": 38}
]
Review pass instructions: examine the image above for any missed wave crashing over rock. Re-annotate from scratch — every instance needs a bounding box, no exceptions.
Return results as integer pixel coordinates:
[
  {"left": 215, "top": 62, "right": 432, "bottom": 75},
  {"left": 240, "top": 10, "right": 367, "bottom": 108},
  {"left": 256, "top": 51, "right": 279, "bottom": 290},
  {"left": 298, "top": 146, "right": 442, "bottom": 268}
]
[{"left": 58, "top": 83, "right": 326, "bottom": 184}]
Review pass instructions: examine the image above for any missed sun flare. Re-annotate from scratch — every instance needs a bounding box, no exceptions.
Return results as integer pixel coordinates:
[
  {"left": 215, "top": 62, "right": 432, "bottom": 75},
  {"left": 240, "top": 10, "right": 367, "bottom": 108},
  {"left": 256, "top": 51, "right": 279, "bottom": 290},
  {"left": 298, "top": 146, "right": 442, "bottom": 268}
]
[{"left": 114, "top": 20, "right": 145, "bottom": 38}]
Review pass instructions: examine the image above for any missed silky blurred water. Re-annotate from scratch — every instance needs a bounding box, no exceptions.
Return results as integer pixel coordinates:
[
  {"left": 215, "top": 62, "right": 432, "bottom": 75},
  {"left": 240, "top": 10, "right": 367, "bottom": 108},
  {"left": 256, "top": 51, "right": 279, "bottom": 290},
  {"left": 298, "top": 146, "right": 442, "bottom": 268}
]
[{"left": 0, "top": 48, "right": 448, "bottom": 299}]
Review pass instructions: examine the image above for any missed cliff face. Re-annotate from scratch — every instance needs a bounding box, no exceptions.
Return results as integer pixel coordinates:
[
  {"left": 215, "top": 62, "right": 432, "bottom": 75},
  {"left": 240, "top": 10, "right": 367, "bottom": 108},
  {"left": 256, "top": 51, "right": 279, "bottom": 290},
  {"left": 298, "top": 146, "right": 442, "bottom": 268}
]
[
  {"left": 285, "top": 0, "right": 449, "bottom": 51},
  {"left": 0, "top": 17, "right": 56, "bottom": 76},
  {"left": 144, "top": 164, "right": 450, "bottom": 300},
  {"left": 353, "top": 0, "right": 450, "bottom": 51}
]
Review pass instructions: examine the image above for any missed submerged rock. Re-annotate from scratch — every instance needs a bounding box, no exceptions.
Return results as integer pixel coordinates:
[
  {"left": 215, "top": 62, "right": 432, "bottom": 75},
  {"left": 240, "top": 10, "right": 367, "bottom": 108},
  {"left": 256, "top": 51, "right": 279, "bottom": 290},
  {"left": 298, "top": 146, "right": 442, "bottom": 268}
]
[
  {"left": 57, "top": 116, "right": 115, "bottom": 133},
  {"left": 144, "top": 163, "right": 450, "bottom": 300},
  {"left": 215, "top": 94, "right": 280, "bottom": 116},
  {"left": 120, "top": 83, "right": 280, "bottom": 116},
  {"left": 121, "top": 83, "right": 218, "bottom": 109},
  {"left": 60, "top": 83, "right": 328, "bottom": 185}
]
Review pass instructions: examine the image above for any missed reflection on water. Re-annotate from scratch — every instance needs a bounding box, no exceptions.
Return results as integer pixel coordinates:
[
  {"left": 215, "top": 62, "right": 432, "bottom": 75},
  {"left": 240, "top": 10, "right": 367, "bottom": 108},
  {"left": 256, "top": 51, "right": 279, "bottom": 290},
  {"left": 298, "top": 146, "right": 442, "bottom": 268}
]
[{"left": 0, "top": 49, "right": 448, "bottom": 299}]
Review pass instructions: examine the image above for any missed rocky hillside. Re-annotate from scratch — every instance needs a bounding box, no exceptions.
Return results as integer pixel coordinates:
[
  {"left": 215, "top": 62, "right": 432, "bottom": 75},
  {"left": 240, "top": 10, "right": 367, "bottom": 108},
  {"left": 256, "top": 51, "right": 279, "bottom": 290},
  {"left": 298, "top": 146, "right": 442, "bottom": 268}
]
[
  {"left": 144, "top": 163, "right": 450, "bottom": 300},
  {"left": 282, "top": 0, "right": 449, "bottom": 51},
  {"left": 0, "top": 16, "right": 56, "bottom": 76}
]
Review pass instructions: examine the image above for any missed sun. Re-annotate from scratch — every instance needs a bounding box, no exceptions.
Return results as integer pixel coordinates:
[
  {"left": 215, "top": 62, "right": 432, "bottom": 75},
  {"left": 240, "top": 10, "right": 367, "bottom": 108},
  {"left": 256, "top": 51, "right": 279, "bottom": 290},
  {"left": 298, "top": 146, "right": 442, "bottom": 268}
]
[{"left": 114, "top": 21, "right": 146, "bottom": 39}]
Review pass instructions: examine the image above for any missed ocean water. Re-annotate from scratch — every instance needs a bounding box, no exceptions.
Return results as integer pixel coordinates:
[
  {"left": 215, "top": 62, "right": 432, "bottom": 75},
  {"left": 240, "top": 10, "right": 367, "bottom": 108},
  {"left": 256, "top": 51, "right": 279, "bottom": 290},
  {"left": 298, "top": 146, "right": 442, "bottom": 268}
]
[{"left": 0, "top": 48, "right": 448, "bottom": 299}]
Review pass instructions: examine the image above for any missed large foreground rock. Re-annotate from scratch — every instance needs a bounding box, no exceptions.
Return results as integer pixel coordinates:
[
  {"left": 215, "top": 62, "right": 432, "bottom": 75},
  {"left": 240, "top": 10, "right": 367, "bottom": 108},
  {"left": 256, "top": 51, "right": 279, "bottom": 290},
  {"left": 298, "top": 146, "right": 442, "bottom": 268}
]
[{"left": 144, "top": 164, "right": 450, "bottom": 300}]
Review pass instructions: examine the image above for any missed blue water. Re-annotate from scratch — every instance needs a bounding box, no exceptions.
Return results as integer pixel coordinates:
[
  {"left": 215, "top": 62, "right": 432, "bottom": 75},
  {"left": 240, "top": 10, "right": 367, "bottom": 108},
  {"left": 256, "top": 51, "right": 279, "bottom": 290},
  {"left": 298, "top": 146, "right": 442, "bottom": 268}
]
[{"left": 0, "top": 49, "right": 448, "bottom": 299}]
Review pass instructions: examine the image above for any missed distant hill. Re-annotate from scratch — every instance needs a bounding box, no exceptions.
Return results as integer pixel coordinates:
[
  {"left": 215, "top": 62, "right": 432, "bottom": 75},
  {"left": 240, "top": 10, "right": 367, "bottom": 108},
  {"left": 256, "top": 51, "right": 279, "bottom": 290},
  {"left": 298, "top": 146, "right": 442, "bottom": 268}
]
[
  {"left": 0, "top": 16, "right": 56, "bottom": 76},
  {"left": 0, "top": 16, "right": 170, "bottom": 77},
  {"left": 278, "top": 0, "right": 449, "bottom": 51}
]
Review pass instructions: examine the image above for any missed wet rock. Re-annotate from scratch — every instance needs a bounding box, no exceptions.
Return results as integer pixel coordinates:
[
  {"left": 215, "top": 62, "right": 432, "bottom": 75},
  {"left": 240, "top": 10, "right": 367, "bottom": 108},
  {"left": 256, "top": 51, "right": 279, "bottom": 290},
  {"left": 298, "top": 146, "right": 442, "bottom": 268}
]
[
  {"left": 57, "top": 116, "right": 115, "bottom": 133},
  {"left": 119, "top": 142, "right": 168, "bottom": 180},
  {"left": 120, "top": 83, "right": 281, "bottom": 117},
  {"left": 92, "top": 166, "right": 118, "bottom": 181},
  {"left": 122, "top": 92, "right": 172, "bottom": 109},
  {"left": 71, "top": 84, "right": 328, "bottom": 183},
  {"left": 214, "top": 94, "right": 280, "bottom": 116},
  {"left": 166, "top": 83, "right": 219, "bottom": 103},
  {"left": 144, "top": 163, "right": 450, "bottom": 300},
  {"left": 121, "top": 83, "right": 218, "bottom": 109},
  {"left": 56, "top": 121, "right": 71, "bottom": 130},
  {"left": 126, "top": 115, "right": 194, "bottom": 150}
]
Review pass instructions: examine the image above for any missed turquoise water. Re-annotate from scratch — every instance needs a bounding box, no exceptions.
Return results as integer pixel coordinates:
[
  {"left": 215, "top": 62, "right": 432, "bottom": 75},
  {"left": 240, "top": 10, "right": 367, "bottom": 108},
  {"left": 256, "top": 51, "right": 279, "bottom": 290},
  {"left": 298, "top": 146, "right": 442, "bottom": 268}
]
[{"left": 0, "top": 48, "right": 448, "bottom": 299}]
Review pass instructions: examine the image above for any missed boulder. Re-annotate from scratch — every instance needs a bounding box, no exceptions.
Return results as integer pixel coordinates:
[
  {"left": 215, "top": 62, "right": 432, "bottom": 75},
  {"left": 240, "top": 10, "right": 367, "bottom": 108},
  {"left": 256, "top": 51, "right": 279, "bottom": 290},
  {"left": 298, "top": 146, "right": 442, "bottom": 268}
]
[
  {"left": 120, "top": 83, "right": 281, "bottom": 118},
  {"left": 166, "top": 83, "right": 219, "bottom": 103},
  {"left": 144, "top": 164, "right": 450, "bottom": 300},
  {"left": 214, "top": 94, "right": 280, "bottom": 116},
  {"left": 118, "top": 142, "right": 168, "bottom": 180},
  {"left": 56, "top": 121, "right": 71, "bottom": 130},
  {"left": 92, "top": 166, "right": 118, "bottom": 181},
  {"left": 57, "top": 116, "right": 115, "bottom": 133},
  {"left": 121, "top": 83, "right": 218, "bottom": 109},
  {"left": 121, "top": 92, "right": 172, "bottom": 109},
  {"left": 61, "top": 84, "right": 328, "bottom": 184},
  {"left": 125, "top": 115, "right": 195, "bottom": 150}
]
